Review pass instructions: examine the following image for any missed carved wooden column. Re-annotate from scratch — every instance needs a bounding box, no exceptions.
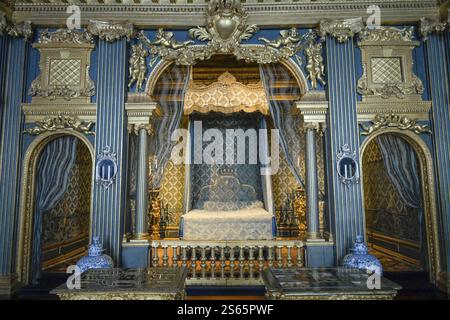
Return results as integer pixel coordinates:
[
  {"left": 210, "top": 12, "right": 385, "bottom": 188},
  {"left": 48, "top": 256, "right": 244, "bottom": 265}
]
[
  {"left": 0, "top": 20, "right": 32, "bottom": 296},
  {"left": 122, "top": 102, "right": 156, "bottom": 268},
  {"left": 297, "top": 93, "right": 334, "bottom": 267},
  {"left": 88, "top": 21, "right": 133, "bottom": 264},
  {"left": 319, "top": 18, "right": 365, "bottom": 263},
  {"left": 420, "top": 17, "right": 450, "bottom": 293}
]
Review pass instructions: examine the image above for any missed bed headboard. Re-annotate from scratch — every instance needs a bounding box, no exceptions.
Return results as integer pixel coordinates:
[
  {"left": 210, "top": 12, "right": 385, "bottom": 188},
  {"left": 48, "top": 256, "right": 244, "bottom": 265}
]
[{"left": 193, "top": 168, "right": 261, "bottom": 211}]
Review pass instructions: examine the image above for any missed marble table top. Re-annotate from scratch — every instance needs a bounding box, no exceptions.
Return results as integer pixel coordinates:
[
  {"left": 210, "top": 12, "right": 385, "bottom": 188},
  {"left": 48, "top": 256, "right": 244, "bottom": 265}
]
[
  {"left": 51, "top": 268, "right": 188, "bottom": 300},
  {"left": 262, "top": 267, "right": 402, "bottom": 300}
]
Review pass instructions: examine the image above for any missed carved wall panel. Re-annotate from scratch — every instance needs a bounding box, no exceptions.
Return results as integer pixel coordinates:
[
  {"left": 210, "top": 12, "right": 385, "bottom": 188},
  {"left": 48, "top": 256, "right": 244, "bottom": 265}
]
[
  {"left": 357, "top": 27, "right": 423, "bottom": 102},
  {"left": 29, "top": 29, "right": 95, "bottom": 104}
]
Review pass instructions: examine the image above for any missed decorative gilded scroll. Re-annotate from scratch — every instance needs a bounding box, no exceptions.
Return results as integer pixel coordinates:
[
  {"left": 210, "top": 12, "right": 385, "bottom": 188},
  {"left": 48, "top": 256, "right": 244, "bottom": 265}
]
[
  {"left": 24, "top": 115, "right": 94, "bottom": 136},
  {"left": 184, "top": 72, "right": 269, "bottom": 115},
  {"left": 360, "top": 113, "right": 431, "bottom": 135}
]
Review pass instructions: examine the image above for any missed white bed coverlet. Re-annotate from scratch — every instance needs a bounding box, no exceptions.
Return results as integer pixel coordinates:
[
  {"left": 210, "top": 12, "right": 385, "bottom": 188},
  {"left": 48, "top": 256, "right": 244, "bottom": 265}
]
[{"left": 181, "top": 207, "right": 274, "bottom": 240}]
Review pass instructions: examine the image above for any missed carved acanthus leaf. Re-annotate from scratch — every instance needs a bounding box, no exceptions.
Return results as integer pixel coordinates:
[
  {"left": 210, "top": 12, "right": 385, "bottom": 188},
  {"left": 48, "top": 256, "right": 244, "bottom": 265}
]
[
  {"left": 0, "top": 12, "right": 6, "bottom": 35},
  {"left": 24, "top": 115, "right": 95, "bottom": 136},
  {"left": 319, "top": 17, "right": 364, "bottom": 43},
  {"left": 7, "top": 21, "right": 33, "bottom": 40},
  {"left": 87, "top": 20, "right": 134, "bottom": 42},
  {"left": 359, "top": 26, "right": 415, "bottom": 42},
  {"left": 359, "top": 113, "right": 431, "bottom": 136},
  {"left": 38, "top": 28, "right": 94, "bottom": 44},
  {"left": 419, "top": 17, "right": 448, "bottom": 39}
]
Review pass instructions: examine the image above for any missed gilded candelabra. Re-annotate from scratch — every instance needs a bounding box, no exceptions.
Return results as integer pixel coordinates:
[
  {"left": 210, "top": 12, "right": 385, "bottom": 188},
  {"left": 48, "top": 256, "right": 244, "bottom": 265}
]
[
  {"left": 293, "top": 188, "right": 307, "bottom": 240},
  {"left": 149, "top": 190, "right": 161, "bottom": 240}
]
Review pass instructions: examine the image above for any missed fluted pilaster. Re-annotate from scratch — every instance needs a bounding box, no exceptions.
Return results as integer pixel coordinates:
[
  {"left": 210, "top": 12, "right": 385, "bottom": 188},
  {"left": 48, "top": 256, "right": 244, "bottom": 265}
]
[
  {"left": 320, "top": 18, "right": 365, "bottom": 263},
  {"left": 0, "top": 36, "right": 29, "bottom": 275},
  {"left": 91, "top": 24, "right": 131, "bottom": 263},
  {"left": 420, "top": 18, "right": 450, "bottom": 279}
]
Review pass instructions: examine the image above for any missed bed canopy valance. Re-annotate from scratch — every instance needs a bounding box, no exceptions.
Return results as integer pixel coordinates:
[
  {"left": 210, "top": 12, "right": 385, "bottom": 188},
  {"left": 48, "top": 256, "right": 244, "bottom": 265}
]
[{"left": 184, "top": 71, "right": 269, "bottom": 115}]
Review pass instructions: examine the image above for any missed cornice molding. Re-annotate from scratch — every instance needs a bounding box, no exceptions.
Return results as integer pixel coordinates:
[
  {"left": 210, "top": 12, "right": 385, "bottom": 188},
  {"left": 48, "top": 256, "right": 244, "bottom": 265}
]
[
  {"left": 22, "top": 103, "right": 97, "bottom": 123},
  {"left": 319, "top": 18, "right": 364, "bottom": 43},
  {"left": 87, "top": 20, "right": 134, "bottom": 42},
  {"left": 11, "top": 1, "right": 441, "bottom": 27},
  {"left": 357, "top": 101, "right": 431, "bottom": 122},
  {"left": 419, "top": 17, "right": 448, "bottom": 39}
]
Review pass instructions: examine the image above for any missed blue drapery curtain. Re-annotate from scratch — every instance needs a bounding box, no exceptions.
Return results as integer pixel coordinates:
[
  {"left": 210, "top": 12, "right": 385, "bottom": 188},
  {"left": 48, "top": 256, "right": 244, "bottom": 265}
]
[
  {"left": 376, "top": 134, "right": 424, "bottom": 256},
  {"left": 259, "top": 63, "right": 305, "bottom": 189},
  {"left": 31, "top": 136, "right": 78, "bottom": 284},
  {"left": 150, "top": 64, "right": 190, "bottom": 190}
]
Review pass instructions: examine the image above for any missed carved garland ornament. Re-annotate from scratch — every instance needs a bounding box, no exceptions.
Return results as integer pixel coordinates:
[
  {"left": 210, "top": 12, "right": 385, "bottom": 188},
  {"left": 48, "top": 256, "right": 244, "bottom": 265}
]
[
  {"left": 137, "top": 0, "right": 318, "bottom": 66},
  {"left": 359, "top": 113, "right": 432, "bottom": 136},
  {"left": 24, "top": 115, "right": 95, "bottom": 136},
  {"left": 0, "top": 14, "right": 33, "bottom": 40},
  {"left": 86, "top": 20, "right": 134, "bottom": 42}
]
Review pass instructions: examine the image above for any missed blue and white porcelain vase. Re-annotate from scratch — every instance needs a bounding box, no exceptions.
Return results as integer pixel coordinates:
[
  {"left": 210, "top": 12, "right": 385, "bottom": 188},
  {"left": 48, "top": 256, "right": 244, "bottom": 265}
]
[
  {"left": 76, "top": 236, "right": 114, "bottom": 273},
  {"left": 342, "top": 235, "right": 383, "bottom": 276}
]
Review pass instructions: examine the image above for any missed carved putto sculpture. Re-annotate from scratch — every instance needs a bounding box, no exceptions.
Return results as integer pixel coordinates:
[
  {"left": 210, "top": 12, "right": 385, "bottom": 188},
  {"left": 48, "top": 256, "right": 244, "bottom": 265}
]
[
  {"left": 305, "top": 42, "right": 326, "bottom": 89},
  {"left": 128, "top": 44, "right": 148, "bottom": 91},
  {"left": 359, "top": 113, "right": 431, "bottom": 135},
  {"left": 24, "top": 115, "right": 94, "bottom": 136},
  {"left": 259, "top": 27, "right": 301, "bottom": 49},
  {"left": 152, "top": 28, "right": 194, "bottom": 50}
]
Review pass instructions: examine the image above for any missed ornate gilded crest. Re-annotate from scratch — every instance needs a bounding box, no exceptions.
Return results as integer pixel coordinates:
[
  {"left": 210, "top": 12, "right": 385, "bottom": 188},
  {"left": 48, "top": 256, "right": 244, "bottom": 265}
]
[{"left": 188, "top": 0, "right": 258, "bottom": 53}]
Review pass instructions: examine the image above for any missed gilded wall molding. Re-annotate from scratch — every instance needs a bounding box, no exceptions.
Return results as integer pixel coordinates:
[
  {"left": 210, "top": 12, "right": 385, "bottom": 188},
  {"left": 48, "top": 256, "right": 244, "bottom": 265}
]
[
  {"left": 23, "top": 115, "right": 95, "bottom": 136},
  {"left": 319, "top": 17, "right": 364, "bottom": 43},
  {"left": 29, "top": 29, "right": 95, "bottom": 104},
  {"left": 359, "top": 113, "right": 432, "bottom": 136},
  {"left": 419, "top": 17, "right": 448, "bottom": 40},
  {"left": 357, "top": 26, "right": 423, "bottom": 102},
  {"left": 22, "top": 103, "right": 97, "bottom": 123},
  {"left": 356, "top": 101, "right": 431, "bottom": 122},
  {"left": 87, "top": 20, "right": 134, "bottom": 42}
]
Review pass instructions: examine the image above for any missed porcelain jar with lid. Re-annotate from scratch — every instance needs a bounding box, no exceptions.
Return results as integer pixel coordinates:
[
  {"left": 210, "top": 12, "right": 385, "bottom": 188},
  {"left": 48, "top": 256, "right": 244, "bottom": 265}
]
[
  {"left": 342, "top": 235, "right": 383, "bottom": 276},
  {"left": 76, "top": 236, "right": 114, "bottom": 273}
]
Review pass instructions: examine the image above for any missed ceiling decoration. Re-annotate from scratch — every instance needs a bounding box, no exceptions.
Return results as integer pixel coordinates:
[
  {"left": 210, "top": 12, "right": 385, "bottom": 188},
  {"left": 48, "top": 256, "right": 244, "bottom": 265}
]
[
  {"left": 184, "top": 71, "right": 269, "bottom": 115},
  {"left": 138, "top": 0, "right": 317, "bottom": 66}
]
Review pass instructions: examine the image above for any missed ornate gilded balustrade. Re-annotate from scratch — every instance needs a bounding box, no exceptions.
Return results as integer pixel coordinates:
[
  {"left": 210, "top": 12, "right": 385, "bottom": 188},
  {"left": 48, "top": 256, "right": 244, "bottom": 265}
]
[{"left": 149, "top": 240, "right": 305, "bottom": 282}]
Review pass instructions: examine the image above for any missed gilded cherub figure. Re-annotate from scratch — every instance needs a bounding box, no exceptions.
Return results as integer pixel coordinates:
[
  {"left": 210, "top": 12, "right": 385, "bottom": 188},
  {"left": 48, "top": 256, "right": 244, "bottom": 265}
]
[
  {"left": 152, "top": 28, "right": 194, "bottom": 50},
  {"left": 128, "top": 44, "right": 148, "bottom": 91},
  {"left": 305, "top": 42, "right": 326, "bottom": 89},
  {"left": 259, "top": 27, "right": 301, "bottom": 49}
]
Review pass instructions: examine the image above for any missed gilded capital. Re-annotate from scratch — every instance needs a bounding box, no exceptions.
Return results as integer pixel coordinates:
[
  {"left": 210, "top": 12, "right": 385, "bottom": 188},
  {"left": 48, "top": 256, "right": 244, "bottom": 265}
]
[
  {"left": 0, "top": 11, "right": 6, "bottom": 35},
  {"left": 319, "top": 17, "right": 363, "bottom": 43},
  {"left": 419, "top": 17, "right": 448, "bottom": 40},
  {"left": 87, "top": 20, "right": 134, "bottom": 42},
  {"left": 128, "top": 123, "right": 153, "bottom": 136},
  {"left": 7, "top": 21, "right": 33, "bottom": 40}
]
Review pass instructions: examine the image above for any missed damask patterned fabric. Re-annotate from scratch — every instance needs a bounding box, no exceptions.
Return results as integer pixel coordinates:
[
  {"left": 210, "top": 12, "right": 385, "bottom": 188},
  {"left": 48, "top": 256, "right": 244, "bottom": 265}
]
[
  {"left": 190, "top": 113, "right": 264, "bottom": 209},
  {"left": 31, "top": 136, "right": 78, "bottom": 284},
  {"left": 151, "top": 64, "right": 190, "bottom": 189},
  {"left": 259, "top": 63, "right": 305, "bottom": 189},
  {"left": 181, "top": 207, "right": 274, "bottom": 240}
]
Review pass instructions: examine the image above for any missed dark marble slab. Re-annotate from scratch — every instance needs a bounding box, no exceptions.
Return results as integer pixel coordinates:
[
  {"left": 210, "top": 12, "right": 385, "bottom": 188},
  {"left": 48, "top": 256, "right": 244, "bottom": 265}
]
[
  {"left": 263, "top": 267, "right": 402, "bottom": 300},
  {"left": 51, "top": 268, "right": 187, "bottom": 300}
]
